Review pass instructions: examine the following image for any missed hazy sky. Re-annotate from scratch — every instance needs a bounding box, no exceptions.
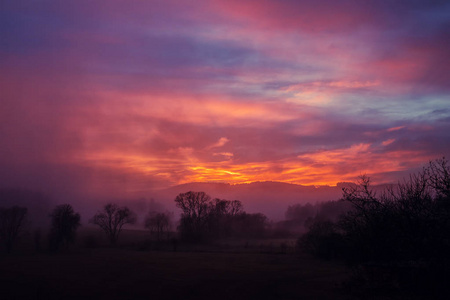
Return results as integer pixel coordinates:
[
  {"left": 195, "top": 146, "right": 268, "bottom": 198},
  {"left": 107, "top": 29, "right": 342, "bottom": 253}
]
[{"left": 1, "top": 0, "right": 449, "bottom": 198}]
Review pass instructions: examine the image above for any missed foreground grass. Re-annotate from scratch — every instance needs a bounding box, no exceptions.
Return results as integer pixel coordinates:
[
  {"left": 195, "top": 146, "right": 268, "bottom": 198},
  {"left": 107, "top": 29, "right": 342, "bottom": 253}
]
[{"left": 0, "top": 247, "right": 350, "bottom": 300}]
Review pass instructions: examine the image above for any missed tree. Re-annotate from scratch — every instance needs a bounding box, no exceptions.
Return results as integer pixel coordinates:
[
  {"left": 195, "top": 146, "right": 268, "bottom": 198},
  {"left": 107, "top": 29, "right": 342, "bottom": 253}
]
[
  {"left": 49, "top": 204, "right": 81, "bottom": 251},
  {"left": 232, "top": 212, "right": 268, "bottom": 238},
  {"left": 175, "top": 191, "right": 211, "bottom": 241},
  {"left": 145, "top": 211, "right": 171, "bottom": 241},
  {"left": 294, "top": 159, "right": 450, "bottom": 296},
  {"left": 90, "top": 203, "right": 137, "bottom": 245},
  {"left": 174, "top": 192, "right": 247, "bottom": 241},
  {"left": 0, "top": 206, "right": 28, "bottom": 253},
  {"left": 297, "top": 220, "right": 343, "bottom": 260},
  {"left": 286, "top": 202, "right": 314, "bottom": 220},
  {"left": 209, "top": 199, "right": 243, "bottom": 217},
  {"left": 315, "top": 159, "right": 450, "bottom": 296},
  {"left": 428, "top": 157, "right": 450, "bottom": 202},
  {"left": 175, "top": 191, "right": 210, "bottom": 221},
  {"left": 207, "top": 198, "right": 243, "bottom": 237}
]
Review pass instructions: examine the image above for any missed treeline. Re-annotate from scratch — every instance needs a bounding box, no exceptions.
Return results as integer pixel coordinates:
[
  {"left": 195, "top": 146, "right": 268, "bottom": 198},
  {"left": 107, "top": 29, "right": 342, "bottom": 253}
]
[
  {"left": 175, "top": 191, "right": 268, "bottom": 242},
  {"left": 0, "top": 190, "right": 272, "bottom": 253},
  {"left": 297, "top": 158, "right": 450, "bottom": 297},
  {"left": 0, "top": 202, "right": 139, "bottom": 253},
  {"left": 280, "top": 198, "right": 352, "bottom": 234}
]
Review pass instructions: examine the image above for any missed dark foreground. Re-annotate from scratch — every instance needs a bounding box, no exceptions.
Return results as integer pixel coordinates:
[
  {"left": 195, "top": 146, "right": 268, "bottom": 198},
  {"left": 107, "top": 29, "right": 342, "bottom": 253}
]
[{"left": 0, "top": 248, "right": 350, "bottom": 300}]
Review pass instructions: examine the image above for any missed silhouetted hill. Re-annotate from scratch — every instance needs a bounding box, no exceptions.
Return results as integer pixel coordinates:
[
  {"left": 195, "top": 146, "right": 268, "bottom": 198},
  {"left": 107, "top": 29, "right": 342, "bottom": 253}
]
[
  {"left": 0, "top": 182, "right": 396, "bottom": 224},
  {"left": 158, "top": 181, "right": 346, "bottom": 220}
]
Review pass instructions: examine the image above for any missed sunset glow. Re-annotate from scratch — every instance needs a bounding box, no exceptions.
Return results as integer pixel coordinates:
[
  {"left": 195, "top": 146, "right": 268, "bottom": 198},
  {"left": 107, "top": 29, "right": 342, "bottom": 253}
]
[{"left": 1, "top": 0, "right": 449, "bottom": 198}]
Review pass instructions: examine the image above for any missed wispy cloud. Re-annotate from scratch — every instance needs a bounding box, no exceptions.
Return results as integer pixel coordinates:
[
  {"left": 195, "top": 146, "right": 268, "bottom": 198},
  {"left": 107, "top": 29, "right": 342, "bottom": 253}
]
[{"left": 207, "top": 137, "right": 230, "bottom": 149}]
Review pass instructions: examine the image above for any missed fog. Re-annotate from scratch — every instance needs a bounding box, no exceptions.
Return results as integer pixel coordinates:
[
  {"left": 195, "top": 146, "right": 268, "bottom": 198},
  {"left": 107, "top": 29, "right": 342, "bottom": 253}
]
[{"left": 0, "top": 178, "right": 349, "bottom": 230}]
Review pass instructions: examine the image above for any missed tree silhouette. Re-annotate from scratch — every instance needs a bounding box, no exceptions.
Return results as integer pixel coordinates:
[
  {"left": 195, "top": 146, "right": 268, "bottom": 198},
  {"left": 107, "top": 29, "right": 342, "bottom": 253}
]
[
  {"left": 428, "top": 157, "right": 450, "bottom": 201},
  {"left": 207, "top": 198, "right": 243, "bottom": 237},
  {"left": 90, "top": 203, "right": 137, "bottom": 245},
  {"left": 0, "top": 206, "right": 28, "bottom": 253},
  {"left": 145, "top": 211, "right": 171, "bottom": 241},
  {"left": 175, "top": 191, "right": 211, "bottom": 241},
  {"left": 174, "top": 191, "right": 264, "bottom": 241},
  {"left": 175, "top": 192, "right": 249, "bottom": 241},
  {"left": 299, "top": 158, "right": 450, "bottom": 296},
  {"left": 298, "top": 220, "right": 342, "bottom": 260},
  {"left": 232, "top": 212, "right": 268, "bottom": 238},
  {"left": 49, "top": 204, "right": 81, "bottom": 251}
]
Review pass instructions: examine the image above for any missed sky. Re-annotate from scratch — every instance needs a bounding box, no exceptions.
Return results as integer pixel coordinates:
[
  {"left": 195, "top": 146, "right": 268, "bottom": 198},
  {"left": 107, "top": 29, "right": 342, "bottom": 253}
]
[{"left": 1, "top": 0, "right": 450, "bottom": 201}]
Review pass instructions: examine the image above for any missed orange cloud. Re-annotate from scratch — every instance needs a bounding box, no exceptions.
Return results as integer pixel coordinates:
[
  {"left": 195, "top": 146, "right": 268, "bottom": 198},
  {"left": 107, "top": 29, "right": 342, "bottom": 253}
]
[
  {"left": 67, "top": 140, "right": 433, "bottom": 190},
  {"left": 97, "top": 91, "right": 303, "bottom": 127},
  {"left": 213, "top": 152, "right": 234, "bottom": 159}
]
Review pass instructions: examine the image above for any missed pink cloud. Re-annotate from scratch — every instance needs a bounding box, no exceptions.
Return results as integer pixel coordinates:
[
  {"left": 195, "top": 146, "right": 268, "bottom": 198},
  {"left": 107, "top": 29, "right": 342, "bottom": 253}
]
[
  {"left": 382, "top": 139, "right": 396, "bottom": 146},
  {"left": 387, "top": 126, "right": 406, "bottom": 132},
  {"left": 209, "top": 0, "right": 376, "bottom": 33},
  {"left": 207, "top": 137, "right": 230, "bottom": 149}
]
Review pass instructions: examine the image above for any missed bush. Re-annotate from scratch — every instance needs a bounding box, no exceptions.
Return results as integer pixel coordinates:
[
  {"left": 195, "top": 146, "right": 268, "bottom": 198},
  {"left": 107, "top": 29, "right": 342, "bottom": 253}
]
[
  {"left": 297, "top": 220, "right": 344, "bottom": 260},
  {"left": 302, "top": 158, "right": 450, "bottom": 297}
]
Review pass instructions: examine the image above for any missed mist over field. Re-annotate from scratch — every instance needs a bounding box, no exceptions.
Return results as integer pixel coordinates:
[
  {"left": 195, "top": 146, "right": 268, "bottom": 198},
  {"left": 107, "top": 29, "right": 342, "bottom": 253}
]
[{"left": 0, "top": 181, "right": 340, "bottom": 225}]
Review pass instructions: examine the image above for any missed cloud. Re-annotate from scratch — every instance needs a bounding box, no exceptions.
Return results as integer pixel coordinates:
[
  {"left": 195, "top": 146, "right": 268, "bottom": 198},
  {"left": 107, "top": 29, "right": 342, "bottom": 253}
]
[
  {"left": 387, "top": 126, "right": 406, "bottom": 132},
  {"left": 213, "top": 152, "right": 234, "bottom": 159},
  {"left": 0, "top": 0, "right": 449, "bottom": 203},
  {"left": 207, "top": 137, "right": 230, "bottom": 149},
  {"left": 382, "top": 139, "right": 396, "bottom": 146}
]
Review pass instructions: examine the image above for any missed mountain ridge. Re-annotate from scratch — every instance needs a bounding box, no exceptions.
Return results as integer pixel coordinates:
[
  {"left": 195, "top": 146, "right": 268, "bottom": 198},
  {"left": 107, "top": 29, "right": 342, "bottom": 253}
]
[{"left": 157, "top": 181, "right": 348, "bottom": 220}]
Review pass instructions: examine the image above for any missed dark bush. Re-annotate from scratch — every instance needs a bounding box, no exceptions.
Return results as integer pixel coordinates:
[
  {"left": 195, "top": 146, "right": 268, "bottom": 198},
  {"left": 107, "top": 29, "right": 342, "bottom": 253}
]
[
  {"left": 297, "top": 219, "right": 344, "bottom": 260},
  {"left": 301, "top": 158, "right": 450, "bottom": 297}
]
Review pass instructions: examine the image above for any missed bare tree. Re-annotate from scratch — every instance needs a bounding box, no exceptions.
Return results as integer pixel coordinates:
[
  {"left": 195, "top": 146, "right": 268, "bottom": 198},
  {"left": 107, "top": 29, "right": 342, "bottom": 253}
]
[
  {"left": 296, "top": 159, "right": 450, "bottom": 295},
  {"left": 0, "top": 206, "right": 28, "bottom": 253},
  {"left": 175, "top": 191, "right": 211, "bottom": 241},
  {"left": 229, "top": 200, "right": 243, "bottom": 216},
  {"left": 90, "top": 203, "right": 137, "bottom": 245},
  {"left": 208, "top": 199, "right": 243, "bottom": 237},
  {"left": 49, "top": 204, "right": 81, "bottom": 251},
  {"left": 210, "top": 199, "right": 243, "bottom": 216},
  {"left": 428, "top": 157, "right": 450, "bottom": 200},
  {"left": 175, "top": 191, "right": 210, "bottom": 220},
  {"left": 175, "top": 192, "right": 250, "bottom": 241},
  {"left": 145, "top": 211, "right": 172, "bottom": 241}
]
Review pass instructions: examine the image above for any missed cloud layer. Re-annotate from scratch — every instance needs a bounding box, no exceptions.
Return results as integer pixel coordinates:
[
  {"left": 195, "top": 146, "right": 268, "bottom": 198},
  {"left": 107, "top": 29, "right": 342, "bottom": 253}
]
[{"left": 1, "top": 0, "right": 449, "bottom": 199}]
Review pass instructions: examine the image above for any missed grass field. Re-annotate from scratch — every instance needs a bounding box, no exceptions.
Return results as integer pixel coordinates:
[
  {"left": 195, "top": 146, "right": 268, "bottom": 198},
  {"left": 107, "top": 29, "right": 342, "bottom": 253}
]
[
  {"left": 0, "top": 249, "right": 351, "bottom": 299},
  {"left": 0, "top": 229, "right": 352, "bottom": 299}
]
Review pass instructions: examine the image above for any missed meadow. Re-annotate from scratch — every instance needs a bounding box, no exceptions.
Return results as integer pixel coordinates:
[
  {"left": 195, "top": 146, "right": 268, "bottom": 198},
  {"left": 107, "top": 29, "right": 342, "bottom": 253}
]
[{"left": 0, "top": 229, "right": 351, "bottom": 300}]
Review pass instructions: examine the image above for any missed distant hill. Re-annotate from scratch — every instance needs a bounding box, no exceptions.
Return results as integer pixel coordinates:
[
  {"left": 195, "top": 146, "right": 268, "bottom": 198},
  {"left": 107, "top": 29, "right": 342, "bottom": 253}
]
[
  {"left": 0, "top": 181, "right": 396, "bottom": 225},
  {"left": 155, "top": 181, "right": 348, "bottom": 221}
]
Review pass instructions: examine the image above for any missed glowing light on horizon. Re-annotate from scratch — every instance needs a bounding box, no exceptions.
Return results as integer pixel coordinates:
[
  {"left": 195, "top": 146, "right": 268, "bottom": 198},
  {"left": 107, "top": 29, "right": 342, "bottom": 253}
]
[{"left": 66, "top": 140, "right": 436, "bottom": 188}]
